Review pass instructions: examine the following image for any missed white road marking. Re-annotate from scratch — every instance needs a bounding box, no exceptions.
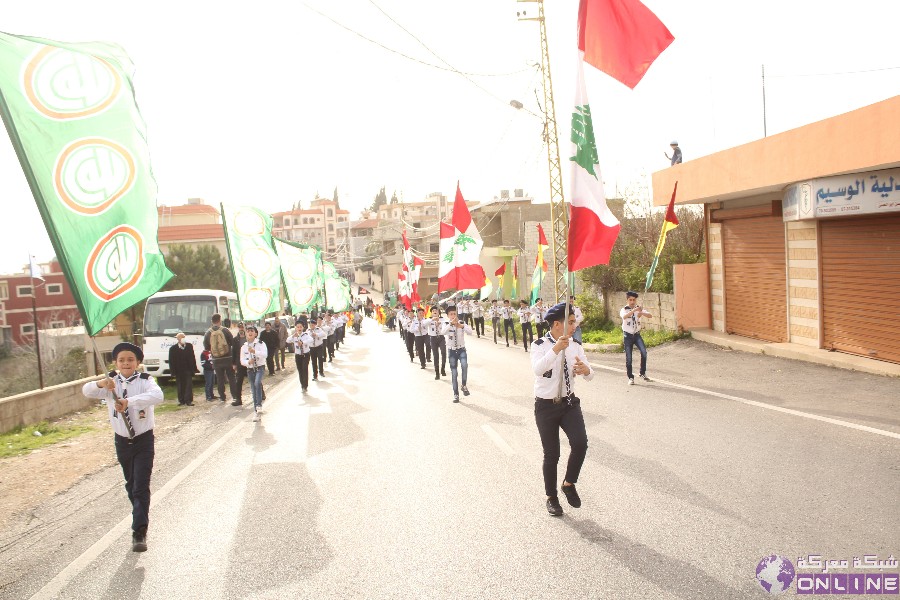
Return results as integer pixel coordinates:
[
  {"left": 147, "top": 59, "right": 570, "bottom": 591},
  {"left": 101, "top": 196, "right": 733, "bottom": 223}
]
[
  {"left": 30, "top": 381, "right": 297, "bottom": 600},
  {"left": 481, "top": 423, "right": 515, "bottom": 456},
  {"left": 590, "top": 363, "right": 900, "bottom": 441}
]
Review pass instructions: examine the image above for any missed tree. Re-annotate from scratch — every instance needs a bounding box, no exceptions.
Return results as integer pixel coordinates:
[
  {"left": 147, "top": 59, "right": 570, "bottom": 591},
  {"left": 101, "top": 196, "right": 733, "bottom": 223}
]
[
  {"left": 369, "top": 186, "right": 388, "bottom": 212},
  {"left": 390, "top": 190, "right": 399, "bottom": 204},
  {"left": 163, "top": 244, "right": 234, "bottom": 292},
  {"left": 579, "top": 177, "right": 705, "bottom": 309},
  {"left": 333, "top": 186, "right": 339, "bottom": 204}
]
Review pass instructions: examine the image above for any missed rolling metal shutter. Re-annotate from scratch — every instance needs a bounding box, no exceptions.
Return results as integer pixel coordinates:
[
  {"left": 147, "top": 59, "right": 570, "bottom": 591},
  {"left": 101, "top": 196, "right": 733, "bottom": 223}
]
[
  {"left": 821, "top": 214, "right": 900, "bottom": 364},
  {"left": 723, "top": 216, "right": 788, "bottom": 342}
]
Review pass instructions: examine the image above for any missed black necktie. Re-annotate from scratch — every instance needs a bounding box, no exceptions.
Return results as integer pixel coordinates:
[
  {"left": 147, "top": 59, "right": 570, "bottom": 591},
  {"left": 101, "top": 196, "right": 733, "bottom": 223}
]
[{"left": 118, "top": 373, "right": 138, "bottom": 438}]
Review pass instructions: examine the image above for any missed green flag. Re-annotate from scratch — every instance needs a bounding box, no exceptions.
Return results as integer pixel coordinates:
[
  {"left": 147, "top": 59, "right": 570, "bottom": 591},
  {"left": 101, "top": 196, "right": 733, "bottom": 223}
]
[
  {"left": 0, "top": 32, "right": 173, "bottom": 335},
  {"left": 322, "top": 260, "right": 350, "bottom": 312},
  {"left": 273, "top": 238, "right": 321, "bottom": 313},
  {"left": 221, "top": 204, "right": 281, "bottom": 319}
]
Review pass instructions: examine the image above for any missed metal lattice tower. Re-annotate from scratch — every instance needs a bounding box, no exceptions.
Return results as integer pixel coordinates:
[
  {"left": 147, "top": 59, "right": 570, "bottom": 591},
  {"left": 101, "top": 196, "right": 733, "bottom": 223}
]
[{"left": 519, "top": 0, "right": 568, "bottom": 302}]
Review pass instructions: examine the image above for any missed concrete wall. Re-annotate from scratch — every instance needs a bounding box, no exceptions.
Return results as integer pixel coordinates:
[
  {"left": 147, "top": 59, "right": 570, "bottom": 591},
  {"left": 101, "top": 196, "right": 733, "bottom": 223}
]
[
  {"left": 0, "top": 376, "right": 99, "bottom": 434},
  {"left": 605, "top": 291, "right": 676, "bottom": 332}
]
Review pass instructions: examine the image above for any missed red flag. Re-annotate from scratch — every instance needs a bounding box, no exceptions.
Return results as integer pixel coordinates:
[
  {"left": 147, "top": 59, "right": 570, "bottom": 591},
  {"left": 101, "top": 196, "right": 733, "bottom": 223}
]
[
  {"left": 494, "top": 263, "right": 506, "bottom": 277},
  {"left": 578, "top": 0, "right": 674, "bottom": 89}
]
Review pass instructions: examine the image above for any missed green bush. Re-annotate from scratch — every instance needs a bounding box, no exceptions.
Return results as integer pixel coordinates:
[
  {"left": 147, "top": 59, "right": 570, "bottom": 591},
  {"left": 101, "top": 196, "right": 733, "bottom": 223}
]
[{"left": 582, "top": 328, "right": 690, "bottom": 350}]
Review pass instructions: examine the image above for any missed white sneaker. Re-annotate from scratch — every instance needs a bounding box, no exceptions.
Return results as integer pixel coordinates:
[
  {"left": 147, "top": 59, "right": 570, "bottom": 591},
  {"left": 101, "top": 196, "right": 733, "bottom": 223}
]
[
  {"left": 628, "top": 378, "right": 635, "bottom": 386},
  {"left": 253, "top": 409, "right": 260, "bottom": 422},
  {"left": 256, "top": 406, "right": 263, "bottom": 415}
]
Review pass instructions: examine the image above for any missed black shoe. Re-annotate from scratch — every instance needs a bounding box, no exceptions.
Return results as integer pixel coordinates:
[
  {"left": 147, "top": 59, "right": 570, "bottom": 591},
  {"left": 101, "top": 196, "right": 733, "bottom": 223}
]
[
  {"left": 220, "top": 397, "right": 226, "bottom": 402},
  {"left": 231, "top": 400, "right": 242, "bottom": 406},
  {"left": 132, "top": 528, "right": 148, "bottom": 552},
  {"left": 420, "top": 365, "right": 426, "bottom": 370},
  {"left": 546, "top": 496, "right": 564, "bottom": 517},
  {"left": 462, "top": 386, "right": 470, "bottom": 396},
  {"left": 561, "top": 483, "right": 581, "bottom": 508},
  {"left": 441, "top": 370, "right": 446, "bottom": 376},
  {"left": 453, "top": 396, "right": 460, "bottom": 403},
  {"left": 640, "top": 374, "right": 652, "bottom": 382},
  {"left": 206, "top": 398, "right": 215, "bottom": 402},
  {"left": 185, "top": 402, "right": 194, "bottom": 406},
  {"left": 434, "top": 373, "right": 440, "bottom": 380}
]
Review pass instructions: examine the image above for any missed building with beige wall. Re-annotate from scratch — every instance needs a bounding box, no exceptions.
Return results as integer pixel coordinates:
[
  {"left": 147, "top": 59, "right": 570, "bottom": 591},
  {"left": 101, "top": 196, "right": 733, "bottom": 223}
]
[{"left": 652, "top": 95, "right": 900, "bottom": 365}]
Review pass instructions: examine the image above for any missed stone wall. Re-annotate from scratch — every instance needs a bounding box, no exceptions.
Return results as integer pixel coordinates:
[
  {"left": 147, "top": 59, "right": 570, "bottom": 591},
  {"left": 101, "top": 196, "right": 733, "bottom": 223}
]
[
  {"left": 786, "top": 221, "right": 820, "bottom": 347},
  {"left": 604, "top": 291, "right": 676, "bottom": 331},
  {"left": 0, "top": 376, "right": 99, "bottom": 434}
]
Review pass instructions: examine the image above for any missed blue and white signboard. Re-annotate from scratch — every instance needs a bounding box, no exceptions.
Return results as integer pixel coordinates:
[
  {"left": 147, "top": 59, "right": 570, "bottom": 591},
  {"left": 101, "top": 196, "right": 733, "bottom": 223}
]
[{"left": 784, "top": 167, "right": 900, "bottom": 221}]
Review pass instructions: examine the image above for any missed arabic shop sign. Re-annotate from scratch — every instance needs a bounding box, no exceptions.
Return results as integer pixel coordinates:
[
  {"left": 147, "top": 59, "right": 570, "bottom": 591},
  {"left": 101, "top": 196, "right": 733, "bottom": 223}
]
[{"left": 783, "top": 167, "right": 900, "bottom": 221}]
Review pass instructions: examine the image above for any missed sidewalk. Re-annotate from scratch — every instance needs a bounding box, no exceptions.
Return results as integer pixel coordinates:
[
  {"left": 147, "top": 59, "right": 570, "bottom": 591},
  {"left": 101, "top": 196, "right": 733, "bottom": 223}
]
[{"left": 688, "top": 328, "right": 900, "bottom": 378}]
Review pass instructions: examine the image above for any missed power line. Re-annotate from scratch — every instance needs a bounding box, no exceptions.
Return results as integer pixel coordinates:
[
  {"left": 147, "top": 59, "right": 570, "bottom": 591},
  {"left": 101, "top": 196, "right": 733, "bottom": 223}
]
[
  {"left": 767, "top": 64, "right": 900, "bottom": 78},
  {"left": 300, "top": 2, "right": 528, "bottom": 78},
  {"left": 365, "top": 0, "right": 517, "bottom": 108}
]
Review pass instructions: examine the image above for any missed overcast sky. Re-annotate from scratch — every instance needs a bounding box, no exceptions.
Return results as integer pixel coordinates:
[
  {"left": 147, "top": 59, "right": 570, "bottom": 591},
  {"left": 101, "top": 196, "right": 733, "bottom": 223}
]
[{"left": 2, "top": 0, "right": 899, "bottom": 275}]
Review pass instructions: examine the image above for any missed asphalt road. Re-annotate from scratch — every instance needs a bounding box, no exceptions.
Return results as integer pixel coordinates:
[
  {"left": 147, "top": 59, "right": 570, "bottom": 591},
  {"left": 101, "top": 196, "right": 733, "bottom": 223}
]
[{"left": 2, "top": 319, "right": 898, "bottom": 599}]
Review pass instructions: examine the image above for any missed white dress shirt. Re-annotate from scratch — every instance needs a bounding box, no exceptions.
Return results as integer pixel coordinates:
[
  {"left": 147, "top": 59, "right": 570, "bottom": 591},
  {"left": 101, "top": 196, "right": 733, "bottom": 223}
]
[
  {"left": 620, "top": 306, "right": 652, "bottom": 335},
  {"left": 442, "top": 320, "right": 473, "bottom": 350},
  {"left": 472, "top": 304, "right": 484, "bottom": 318},
  {"left": 530, "top": 333, "right": 594, "bottom": 399},
  {"left": 241, "top": 340, "right": 268, "bottom": 369},
  {"left": 427, "top": 317, "right": 448, "bottom": 336},
  {"left": 309, "top": 326, "right": 326, "bottom": 347},
  {"left": 82, "top": 371, "right": 164, "bottom": 438},
  {"left": 517, "top": 307, "right": 533, "bottom": 323},
  {"left": 286, "top": 331, "right": 314, "bottom": 354}
]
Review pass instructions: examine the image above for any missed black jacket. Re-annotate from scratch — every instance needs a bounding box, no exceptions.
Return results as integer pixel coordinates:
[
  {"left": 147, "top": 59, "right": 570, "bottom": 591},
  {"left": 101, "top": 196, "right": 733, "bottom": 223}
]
[
  {"left": 259, "top": 329, "right": 279, "bottom": 355},
  {"left": 168, "top": 342, "right": 198, "bottom": 375}
]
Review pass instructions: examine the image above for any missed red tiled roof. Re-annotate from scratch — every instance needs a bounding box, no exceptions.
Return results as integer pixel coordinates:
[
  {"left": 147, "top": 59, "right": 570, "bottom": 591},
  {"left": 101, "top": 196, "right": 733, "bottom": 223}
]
[
  {"left": 158, "top": 204, "right": 219, "bottom": 215},
  {"left": 158, "top": 224, "right": 224, "bottom": 242},
  {"left": 352, "top": 219, "right": 379, "bottom": 229}
]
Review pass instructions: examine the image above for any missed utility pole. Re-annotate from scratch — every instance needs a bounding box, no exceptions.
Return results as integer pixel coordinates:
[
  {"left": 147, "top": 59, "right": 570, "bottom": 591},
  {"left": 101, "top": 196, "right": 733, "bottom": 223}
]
[{"left": 518, "top": 0, "right": 567, "bottom": 302}]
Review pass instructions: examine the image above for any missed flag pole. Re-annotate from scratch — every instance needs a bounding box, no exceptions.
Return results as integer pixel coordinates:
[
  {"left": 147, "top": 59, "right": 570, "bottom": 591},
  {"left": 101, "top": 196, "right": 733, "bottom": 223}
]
[
  {"left": 220, "top": 203, "right": 244, "bottom": 322},
  {"left": 29, "top": 260, "right": 44, "bottom": 389}
]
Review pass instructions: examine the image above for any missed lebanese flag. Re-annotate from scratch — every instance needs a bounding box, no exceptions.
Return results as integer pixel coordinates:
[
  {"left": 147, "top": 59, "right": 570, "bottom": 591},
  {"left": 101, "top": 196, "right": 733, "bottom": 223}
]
[
  {"left": 410, "top": 256, "right": 423, "bottom": 303},
  {"left": 401, "top": 230, "right": 423, "bottom": 303},
  {"left": 567, "top": 56, "right": 621, "bottom": 271},
  {"left": 398, "top": 271, "right": 411, "bottom": 310},
  {"left": 578, "top": 0, "right": 674, "bottom": 89},
  {"left": 438, "top": 184, "right": 486, "bottom": 292}
]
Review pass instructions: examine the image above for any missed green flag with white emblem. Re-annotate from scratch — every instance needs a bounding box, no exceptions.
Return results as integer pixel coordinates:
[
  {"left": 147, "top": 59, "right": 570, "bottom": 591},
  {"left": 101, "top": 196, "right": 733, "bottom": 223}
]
[
  {"left": 221, "top": 204, "right": 281, "bottom": 319},
  {"left": 0, "top": 32, "right": 173, "bottom": 335},
  {"left": 322, "top": 260, "right": 350, "bottom": 312},
  {"left": 273, "top": 238, "right": 321, "bottom": 313}
]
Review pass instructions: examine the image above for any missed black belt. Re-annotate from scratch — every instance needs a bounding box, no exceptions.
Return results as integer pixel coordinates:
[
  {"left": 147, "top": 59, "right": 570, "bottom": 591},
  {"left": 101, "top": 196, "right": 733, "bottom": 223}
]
[
  {"left": 115, "top": 430, "right": 152, "bottom": 444},
  {"left": 535, "top": 395, "right": 576, "bottom": 404}
]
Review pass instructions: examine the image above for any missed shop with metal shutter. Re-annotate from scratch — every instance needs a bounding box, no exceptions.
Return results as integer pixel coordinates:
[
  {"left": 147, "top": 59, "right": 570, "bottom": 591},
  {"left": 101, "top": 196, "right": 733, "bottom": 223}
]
[
  {"left": 716, "top": 203, "right": 788, "bottom": 342},
  {"left": 820, "top": 214, "right": 900, "bottom": 364}
]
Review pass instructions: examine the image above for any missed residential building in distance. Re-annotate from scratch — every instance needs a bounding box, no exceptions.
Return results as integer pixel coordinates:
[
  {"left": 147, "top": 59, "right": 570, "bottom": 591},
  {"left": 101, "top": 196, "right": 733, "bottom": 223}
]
[
  {"left": 0, "top": 259, "right": 81, "bottom": 348},
  {"left": 157, "top": 198, "right": 226, "bottom": 256},
  {"left": 272, "top": 197, "right": 352, "bottom": 276}
]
